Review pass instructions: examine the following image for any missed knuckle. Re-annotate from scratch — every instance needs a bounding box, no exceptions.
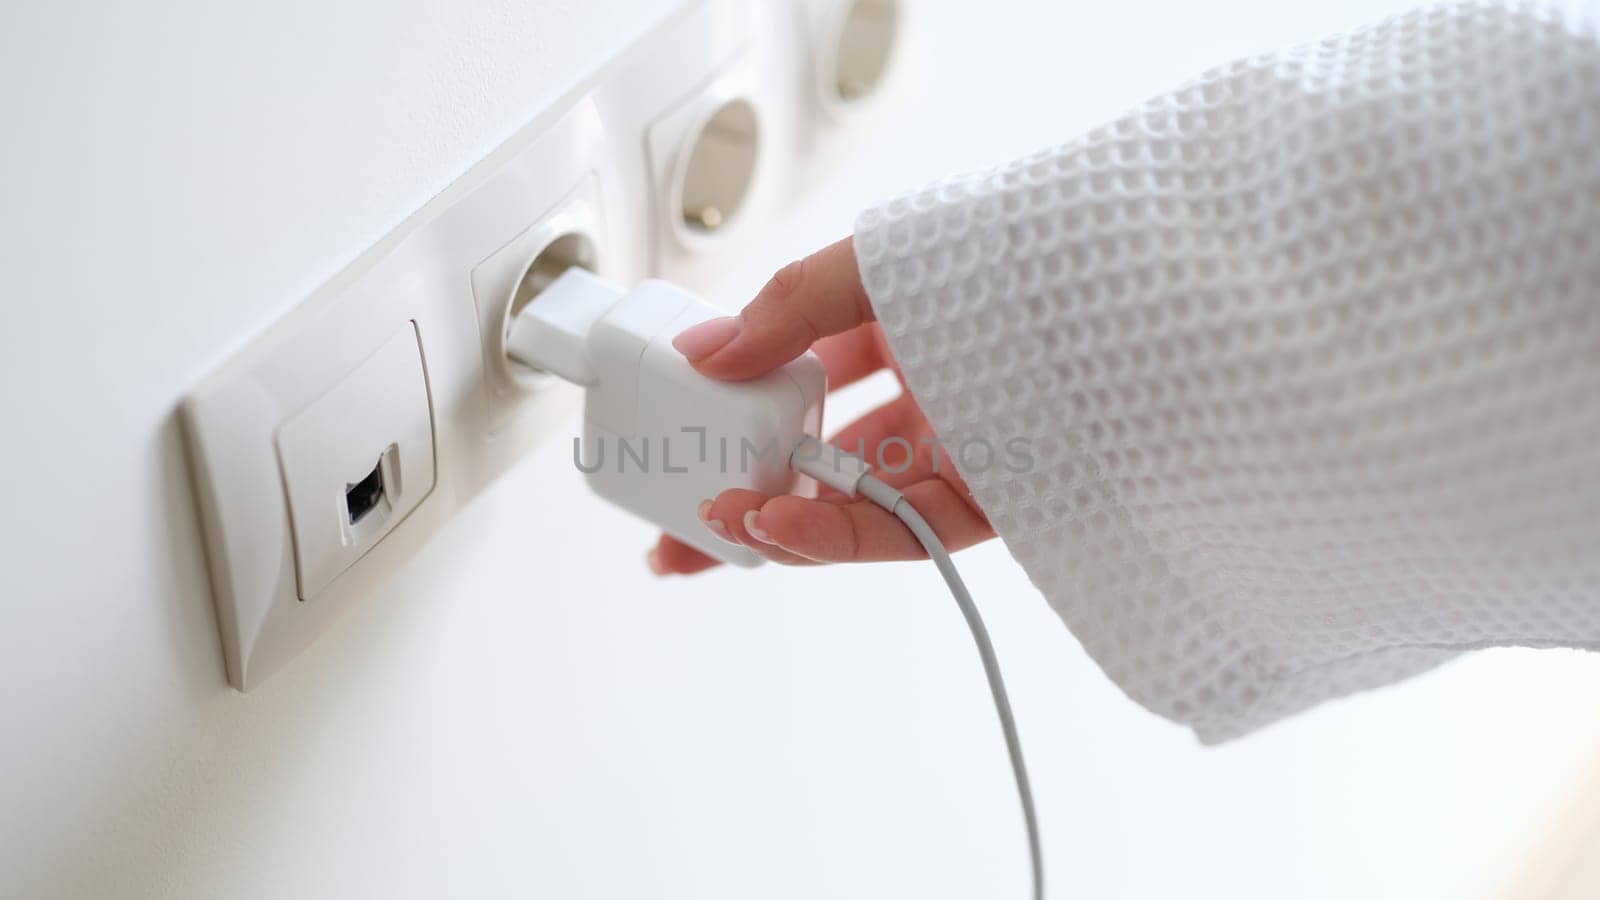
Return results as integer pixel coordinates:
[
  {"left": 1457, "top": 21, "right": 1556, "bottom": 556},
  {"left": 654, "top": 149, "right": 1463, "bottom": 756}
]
[
  {"left": 842, "top": 506, "right": 867, "bottom": 561},
  {"left": 755, "top": 258, "right": 822, "bottom": 344},
  {"left": 763, "top": 258, "right": 808, "bottom": 303}
]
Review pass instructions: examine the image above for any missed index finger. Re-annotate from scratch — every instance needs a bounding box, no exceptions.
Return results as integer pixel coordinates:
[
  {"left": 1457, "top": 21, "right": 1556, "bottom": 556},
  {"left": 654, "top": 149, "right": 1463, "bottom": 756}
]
[{"left": 671, "top": 236, "right": 874, "bottom": 381}]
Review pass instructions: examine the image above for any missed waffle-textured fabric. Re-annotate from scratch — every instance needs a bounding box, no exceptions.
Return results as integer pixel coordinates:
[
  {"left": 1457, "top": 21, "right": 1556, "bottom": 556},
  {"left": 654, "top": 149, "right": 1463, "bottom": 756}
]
[{"left": 854, "top": 1, "right": 1600, "bottom": 742}]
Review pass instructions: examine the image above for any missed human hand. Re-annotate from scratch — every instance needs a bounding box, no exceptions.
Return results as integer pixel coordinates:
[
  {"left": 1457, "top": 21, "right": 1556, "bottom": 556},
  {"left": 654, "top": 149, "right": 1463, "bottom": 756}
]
[{"left": 647, "top": 236, "right": 995, "bottom": 574}]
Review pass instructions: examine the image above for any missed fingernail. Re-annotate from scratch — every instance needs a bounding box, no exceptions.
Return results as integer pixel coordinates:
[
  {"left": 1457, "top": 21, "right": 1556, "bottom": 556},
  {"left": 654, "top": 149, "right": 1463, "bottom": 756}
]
[
  {"left": 647, "top": 548, "right": 668, "bottom": 576},
  {"left": 672, "top": 317, "right": 742, "bottom": 360},
  {"left": 703, "top": 517, "right": 740, "bottom": 546},
  {"left": 696, "top": 500, "right": 739, "bottom": 544},
  {"left": 744, "top": 510, "right": 776, "bottom": 545}
]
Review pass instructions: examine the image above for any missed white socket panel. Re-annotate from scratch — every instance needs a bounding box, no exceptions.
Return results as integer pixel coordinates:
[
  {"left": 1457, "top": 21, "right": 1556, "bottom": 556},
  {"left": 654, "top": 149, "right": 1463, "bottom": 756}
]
[{"left": 183, "top": 0, "right": 908, "bottom": 689}]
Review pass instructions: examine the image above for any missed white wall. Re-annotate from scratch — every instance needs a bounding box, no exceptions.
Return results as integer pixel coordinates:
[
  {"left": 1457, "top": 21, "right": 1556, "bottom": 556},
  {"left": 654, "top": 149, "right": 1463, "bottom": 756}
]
[{"left": 5, "top": 1, "right": 1600, "bottom": 898}]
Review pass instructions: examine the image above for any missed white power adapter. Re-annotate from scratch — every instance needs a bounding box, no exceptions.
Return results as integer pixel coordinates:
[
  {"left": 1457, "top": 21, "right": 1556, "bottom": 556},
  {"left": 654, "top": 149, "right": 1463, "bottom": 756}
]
[
  {"left": 506, "top": 266, "right": 1043, "bottom": 900},
  {"left": 506, "top": 267, "right": 827, "bottom": 567}
]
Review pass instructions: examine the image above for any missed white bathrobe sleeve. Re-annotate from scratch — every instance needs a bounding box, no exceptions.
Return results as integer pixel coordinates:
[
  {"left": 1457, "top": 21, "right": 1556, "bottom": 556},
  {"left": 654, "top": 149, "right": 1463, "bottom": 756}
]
[{"left": 853, "top": 1, "right": 1600, "bottom": 742}]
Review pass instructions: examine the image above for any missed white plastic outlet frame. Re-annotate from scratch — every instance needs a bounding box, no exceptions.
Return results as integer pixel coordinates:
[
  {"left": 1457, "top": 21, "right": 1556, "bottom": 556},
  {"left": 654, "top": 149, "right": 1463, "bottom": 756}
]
[
  {"left": 470, "top": 174, "right": 604, "bottom": 432},
  {"left": 811, "top": 0, "right": 902, "bottom": 118},
  {"left": 184, "top": 0, "right": 907, "bottom": 690},
  {"left": 184, "top": 100, "right": 609, "bottom": 689},
  {"left": 649, "top": 55, "right": 765, "bottom": 254}
]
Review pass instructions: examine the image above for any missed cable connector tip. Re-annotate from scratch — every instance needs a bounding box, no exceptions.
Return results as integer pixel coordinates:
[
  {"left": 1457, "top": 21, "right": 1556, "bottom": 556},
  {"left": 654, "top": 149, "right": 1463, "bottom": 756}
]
[{"left": 789, "top": 436, "right": 873, "bottom": 496}]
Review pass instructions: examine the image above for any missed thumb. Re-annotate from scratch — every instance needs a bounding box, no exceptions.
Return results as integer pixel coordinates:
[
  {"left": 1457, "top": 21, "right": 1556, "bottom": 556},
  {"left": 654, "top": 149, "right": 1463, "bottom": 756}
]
[{"left": 671, "top": 236, "right": 874, "bottom": 381}]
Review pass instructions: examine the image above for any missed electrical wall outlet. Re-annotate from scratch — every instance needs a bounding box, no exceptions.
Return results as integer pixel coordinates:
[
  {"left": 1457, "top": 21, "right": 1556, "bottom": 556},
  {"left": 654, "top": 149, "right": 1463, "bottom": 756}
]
[
  {"left": 470, "top": 172, "right": 605, "bottom": 433},
  {"left": 275, "top": 322, "right": 435, "bottom": 601},
  {"left": 183, "top": 0, "right": 907, "bottom": 689}
]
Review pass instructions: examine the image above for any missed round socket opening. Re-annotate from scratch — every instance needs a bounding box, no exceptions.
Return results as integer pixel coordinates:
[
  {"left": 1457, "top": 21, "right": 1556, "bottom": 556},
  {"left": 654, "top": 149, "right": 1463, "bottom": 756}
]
[
  {"left": 678, "top": 98, "right": 759, "bottom": 235},
  {"left": 508, "top": 232, "right": 597, "bottom": 327},
  {"left": 829, "top": 0, "right": 899, "bottom": 104},
  {"left": 503, "top": 231, "right": 597, "bottom": 383}
]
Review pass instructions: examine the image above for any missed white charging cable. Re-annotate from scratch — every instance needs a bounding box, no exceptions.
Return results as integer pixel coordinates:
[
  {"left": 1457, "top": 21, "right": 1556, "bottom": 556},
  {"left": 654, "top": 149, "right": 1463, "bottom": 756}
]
[{"left": 790, "top": 436, "right": 1043, "bottom": 900}]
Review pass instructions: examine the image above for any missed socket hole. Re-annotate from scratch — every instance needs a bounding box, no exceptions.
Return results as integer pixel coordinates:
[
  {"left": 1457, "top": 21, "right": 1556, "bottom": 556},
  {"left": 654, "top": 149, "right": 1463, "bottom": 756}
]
[
  {"left": 679, "top": 99, "right": 759, "bottom": 233},
  {"left": 509, "top": 232, "right": 598, "bottom": 328},
  {"left": 832, "top": 0, "right": 899, "bottom": 103},
  {"left": 342, "top": 444, "right": 400, "bottom": 547},
  {"left": 345, "top": 460, "right": 386, "bottom": 526}
]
